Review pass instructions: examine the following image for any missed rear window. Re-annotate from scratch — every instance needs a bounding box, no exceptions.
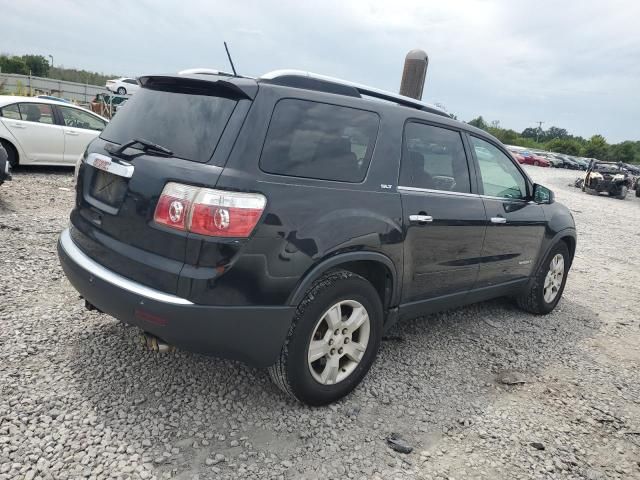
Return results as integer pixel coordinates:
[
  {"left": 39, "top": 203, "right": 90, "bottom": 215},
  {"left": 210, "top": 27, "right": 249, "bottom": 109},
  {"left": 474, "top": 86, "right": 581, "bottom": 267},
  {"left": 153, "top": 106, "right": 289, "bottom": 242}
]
[
  {"left": 100, "top": 88, "right": 237, "bottom": 163},
  {"left": 260, "top": 99, "right": 379, "bottom": 183}
]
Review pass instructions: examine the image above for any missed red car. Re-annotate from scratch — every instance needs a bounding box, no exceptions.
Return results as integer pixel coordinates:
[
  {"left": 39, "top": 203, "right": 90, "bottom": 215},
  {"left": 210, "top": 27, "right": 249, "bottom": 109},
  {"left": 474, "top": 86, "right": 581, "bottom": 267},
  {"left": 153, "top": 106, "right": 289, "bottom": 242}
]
[
  {"left": 509, "top": 150, "right": 550, "bottom": 167},
  {"left": 509, "top": 150, "right": 526, "bottom": 164}
]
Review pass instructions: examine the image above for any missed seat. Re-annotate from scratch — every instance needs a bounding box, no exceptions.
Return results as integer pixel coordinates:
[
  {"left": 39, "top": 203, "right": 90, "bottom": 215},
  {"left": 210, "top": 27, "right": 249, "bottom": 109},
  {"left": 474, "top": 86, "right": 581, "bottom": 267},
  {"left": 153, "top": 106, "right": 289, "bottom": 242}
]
[
  {"left": 313, "top": 135, "right": 359, "bottom": 181},
  {"left": 23, "top": 104, "right": 41, "bottom": 122},
  {"left": 406, "top": 151, "right": 433, "bottom": 189}
]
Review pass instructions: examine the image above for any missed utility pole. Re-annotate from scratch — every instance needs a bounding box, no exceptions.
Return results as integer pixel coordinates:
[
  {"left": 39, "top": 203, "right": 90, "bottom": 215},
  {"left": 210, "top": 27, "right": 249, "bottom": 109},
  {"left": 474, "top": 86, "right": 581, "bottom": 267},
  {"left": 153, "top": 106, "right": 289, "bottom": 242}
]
[
  {"left": 48, "top": 55, "right": 54, "bottom": 70},
  {"left": 535, "top": 121, "right": 545, "bottom": 143}
]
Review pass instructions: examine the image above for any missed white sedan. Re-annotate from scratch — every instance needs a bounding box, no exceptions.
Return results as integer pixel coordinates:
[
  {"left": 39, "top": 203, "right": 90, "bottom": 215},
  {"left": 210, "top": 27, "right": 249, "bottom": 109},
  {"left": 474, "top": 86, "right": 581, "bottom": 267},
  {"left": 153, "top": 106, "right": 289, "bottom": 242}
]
[
  {"left": 0, "top": 96, "right": 108, "bottom": 167},
  {"left": 105, "top": 77, "right": 140, "bottom": 96}
]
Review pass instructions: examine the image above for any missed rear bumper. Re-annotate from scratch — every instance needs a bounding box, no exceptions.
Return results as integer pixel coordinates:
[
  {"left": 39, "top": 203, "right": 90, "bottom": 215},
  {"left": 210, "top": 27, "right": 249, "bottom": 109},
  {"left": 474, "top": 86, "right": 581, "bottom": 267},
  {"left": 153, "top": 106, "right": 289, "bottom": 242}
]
[{"left": 57, "top": 228, "right": 295, "bottom": 367}]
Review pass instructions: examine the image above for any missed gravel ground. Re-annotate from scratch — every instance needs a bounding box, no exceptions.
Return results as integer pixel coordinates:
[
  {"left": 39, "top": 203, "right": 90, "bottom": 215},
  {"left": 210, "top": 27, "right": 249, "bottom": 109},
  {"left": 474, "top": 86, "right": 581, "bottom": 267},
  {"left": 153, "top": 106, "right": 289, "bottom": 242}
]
[{"left": 0, "top": 165, "right": 639, "bottom": 480}]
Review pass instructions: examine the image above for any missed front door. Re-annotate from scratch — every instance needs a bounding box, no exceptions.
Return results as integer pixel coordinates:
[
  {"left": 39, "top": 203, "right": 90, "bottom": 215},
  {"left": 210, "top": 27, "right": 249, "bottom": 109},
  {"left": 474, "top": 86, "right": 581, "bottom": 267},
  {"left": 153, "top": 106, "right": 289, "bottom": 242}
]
[
  {"left": 468, "top": 136, "right": 546, "bottom": 287},
  {"left": 399, "top": 122, "right": 487, "bottom": 304}
]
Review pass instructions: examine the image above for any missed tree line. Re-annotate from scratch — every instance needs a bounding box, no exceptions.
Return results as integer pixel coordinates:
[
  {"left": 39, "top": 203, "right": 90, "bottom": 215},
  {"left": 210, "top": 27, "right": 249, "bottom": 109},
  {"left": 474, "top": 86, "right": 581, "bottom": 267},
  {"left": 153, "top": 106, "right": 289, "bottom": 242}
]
[
  {"left": 467, "top": 116, "right": 639, "bottom": 164},
  {"left": 0, "top": 54, "right": 120, "bottom": 88}
]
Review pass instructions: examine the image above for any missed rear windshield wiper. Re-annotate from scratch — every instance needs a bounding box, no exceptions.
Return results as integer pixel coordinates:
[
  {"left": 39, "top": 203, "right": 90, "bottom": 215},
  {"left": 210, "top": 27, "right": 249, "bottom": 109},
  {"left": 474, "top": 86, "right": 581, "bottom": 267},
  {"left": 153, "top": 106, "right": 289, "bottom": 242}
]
[{"left": 113, "top": 138, "right": 174, "bottom": 157}]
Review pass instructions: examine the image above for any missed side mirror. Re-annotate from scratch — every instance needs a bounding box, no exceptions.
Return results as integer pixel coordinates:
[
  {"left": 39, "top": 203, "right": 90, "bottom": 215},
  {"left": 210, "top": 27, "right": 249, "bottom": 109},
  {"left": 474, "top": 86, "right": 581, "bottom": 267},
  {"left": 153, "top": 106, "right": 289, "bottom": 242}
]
[{"left": 533, "top": 184, "right": 554, "bottom": 204}]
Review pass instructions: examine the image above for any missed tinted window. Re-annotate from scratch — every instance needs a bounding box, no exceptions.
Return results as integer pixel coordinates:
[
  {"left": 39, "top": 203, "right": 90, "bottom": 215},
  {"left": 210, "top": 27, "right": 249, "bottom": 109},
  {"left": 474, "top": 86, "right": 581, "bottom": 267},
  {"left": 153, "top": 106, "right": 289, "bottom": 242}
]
[
  {"left": 59, "top": 106, "right": 106, "bottom": 131},
  {"left": 400, "top": 122, "right": 471, "bottom": 193},
  {"left": 124, "top": 79, "right": 138, "bottom": 84},
  {"left": 471, "top": 136, "right": 527, "bottom": 199},
  {"left": 100, "top": 88, "right": 237, "bottom": 162},
  {"left": 260, "top": 99, "right": 379, "bottom": 183},
  {"left": 19, "top": 103, "right": 55, "bottom": 124},
  {"left": 0, "top": 104, "right": 21, "bottom": 120}
]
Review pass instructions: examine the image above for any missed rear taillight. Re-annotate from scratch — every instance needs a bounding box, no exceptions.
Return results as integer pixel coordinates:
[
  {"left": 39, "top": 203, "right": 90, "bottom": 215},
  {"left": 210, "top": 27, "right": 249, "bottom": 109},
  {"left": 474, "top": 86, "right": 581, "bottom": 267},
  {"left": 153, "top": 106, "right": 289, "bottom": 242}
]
[{"left": 153, "top": 182, "right": 266, "bottom": 238}]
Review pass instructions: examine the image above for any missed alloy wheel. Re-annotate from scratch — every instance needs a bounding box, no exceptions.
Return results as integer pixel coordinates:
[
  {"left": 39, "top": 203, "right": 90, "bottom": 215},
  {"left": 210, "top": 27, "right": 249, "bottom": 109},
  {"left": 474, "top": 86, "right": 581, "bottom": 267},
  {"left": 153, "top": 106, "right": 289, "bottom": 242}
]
[
  {"left": 543, "top": 253, "right": 564, "bottom": 303},
  {"left": 307, "top": 300, "right": 371, "bottom": 385}
]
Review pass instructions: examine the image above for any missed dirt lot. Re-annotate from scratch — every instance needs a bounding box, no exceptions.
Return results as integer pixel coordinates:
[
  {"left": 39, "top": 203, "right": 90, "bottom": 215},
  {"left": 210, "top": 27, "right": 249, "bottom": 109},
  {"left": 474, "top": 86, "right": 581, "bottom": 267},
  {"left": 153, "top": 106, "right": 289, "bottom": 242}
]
[{"left": 0, "top": 165, "right": 639, "bottom": 480}]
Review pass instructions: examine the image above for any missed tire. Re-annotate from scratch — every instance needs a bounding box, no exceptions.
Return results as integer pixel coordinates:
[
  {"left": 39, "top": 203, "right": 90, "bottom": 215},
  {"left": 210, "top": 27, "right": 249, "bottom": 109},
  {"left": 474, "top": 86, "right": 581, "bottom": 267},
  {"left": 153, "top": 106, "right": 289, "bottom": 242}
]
[
  {"left": 117, "top": 87, "right": 127, "bottom": 95},
  {"left": 584, "top": 187, "right": 598, "bottom": 195},
  {"left": 0, "top": 139, "right": 18, "bottom": 168},
  {"left": 269, "top": 270, "right": 383, "bottom": 405},
  {"left": 636, "top": 187, "right": 640, "bottom": 198},
  {"left": 615, "top": 186, "right": 628, "bottom": 200},
  {"left": 533, "top": 161, "right": 540, "bottom": 166},
  {"left": 516, "top": 242, "right": 570, "bottom": 315}
]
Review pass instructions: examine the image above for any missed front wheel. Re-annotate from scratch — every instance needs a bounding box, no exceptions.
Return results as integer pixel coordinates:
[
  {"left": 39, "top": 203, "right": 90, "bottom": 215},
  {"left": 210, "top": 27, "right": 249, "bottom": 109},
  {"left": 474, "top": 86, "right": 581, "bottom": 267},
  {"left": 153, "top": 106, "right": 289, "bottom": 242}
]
[
  {"left": 516, "top": 242, "right": 570, "bottom": 314},
  {"left": 269, "top": 270, "right": 383, "bottom": 405},
  {"left": 615, "top": 186, "right": 628, "bottom": 200}
]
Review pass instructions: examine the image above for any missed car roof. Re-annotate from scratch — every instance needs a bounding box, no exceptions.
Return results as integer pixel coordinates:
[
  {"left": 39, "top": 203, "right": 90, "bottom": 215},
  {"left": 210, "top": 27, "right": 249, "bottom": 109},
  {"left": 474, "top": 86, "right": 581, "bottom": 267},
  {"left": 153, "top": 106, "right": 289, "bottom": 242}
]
[{"left": 0, "top": 95, "right": 108, "bottom": 121}]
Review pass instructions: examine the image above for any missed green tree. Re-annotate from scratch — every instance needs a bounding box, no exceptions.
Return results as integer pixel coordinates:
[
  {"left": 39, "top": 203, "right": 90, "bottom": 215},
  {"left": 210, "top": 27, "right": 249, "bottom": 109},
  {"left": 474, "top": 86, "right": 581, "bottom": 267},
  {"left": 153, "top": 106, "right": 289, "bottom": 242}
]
[
  {"left": 21, "top": 54, "right": 50, "bottom": 77},
  {"left": 468, "top": 116, "right": 488, "bottom": 130},
  {"left": 545, "top": 126, "right": 568, "bottom": 140},
  {"left": 521, "top": 127, "right": 539, "bottom": 139},
  {"left": 609, "top": 141, "right": 637, "bottom": 163},
  {"left": 0, "top": 55, "right": 28, "bottom": 75},
  {"left": 546, "top": 138, "right": 582, "bottom": 156},
  {"left": 584, "top": 134, "right": 608, "bottom": 159}
]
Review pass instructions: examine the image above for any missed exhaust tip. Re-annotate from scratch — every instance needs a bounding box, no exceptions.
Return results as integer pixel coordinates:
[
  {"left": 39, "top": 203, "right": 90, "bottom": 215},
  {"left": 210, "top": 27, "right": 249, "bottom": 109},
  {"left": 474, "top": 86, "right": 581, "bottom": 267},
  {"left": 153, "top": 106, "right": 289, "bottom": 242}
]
[{"left": 140, "top": 332, "right": 175, "bottom": 353}]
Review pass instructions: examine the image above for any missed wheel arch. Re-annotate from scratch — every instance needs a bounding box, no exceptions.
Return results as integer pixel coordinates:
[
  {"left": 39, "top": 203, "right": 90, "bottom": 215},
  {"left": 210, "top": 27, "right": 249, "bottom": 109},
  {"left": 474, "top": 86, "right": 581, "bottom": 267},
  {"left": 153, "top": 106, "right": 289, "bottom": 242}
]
[
  {"left": 0, "top": 137, "right": 20, "bottom": 166},
  {"left": 287, "top": 252, "right": 399, "bottom": 314}
]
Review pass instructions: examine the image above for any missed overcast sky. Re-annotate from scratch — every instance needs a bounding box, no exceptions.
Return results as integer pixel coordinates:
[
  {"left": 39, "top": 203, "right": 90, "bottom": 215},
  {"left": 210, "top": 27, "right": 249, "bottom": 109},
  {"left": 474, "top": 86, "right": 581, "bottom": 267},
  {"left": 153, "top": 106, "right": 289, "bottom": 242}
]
[{"left": 4, "top": 0, "right": 639, "bottom": 142}]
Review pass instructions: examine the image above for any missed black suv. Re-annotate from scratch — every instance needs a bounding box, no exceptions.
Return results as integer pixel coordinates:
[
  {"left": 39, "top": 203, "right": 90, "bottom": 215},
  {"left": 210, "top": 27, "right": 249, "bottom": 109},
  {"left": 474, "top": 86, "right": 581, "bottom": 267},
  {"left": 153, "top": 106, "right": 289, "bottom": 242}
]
[{"left": 58, "top": 70, "right": 576, "bottom": 405}]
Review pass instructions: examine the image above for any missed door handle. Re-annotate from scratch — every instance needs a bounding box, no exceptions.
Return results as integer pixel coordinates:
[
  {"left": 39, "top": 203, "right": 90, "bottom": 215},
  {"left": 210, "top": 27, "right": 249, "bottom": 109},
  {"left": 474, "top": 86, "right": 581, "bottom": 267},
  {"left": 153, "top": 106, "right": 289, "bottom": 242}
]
[
  {"left": 409, "top": 214, "right": 433, "bottom": 223},
  {"left": 491, "top": 216, "right": 507, "bottom": 224},
  {"left": 65, "top": 130, "right": 80, "bottom": 136},
  {"left": 10, "top": 123, "right": 26, "bottom": 129}
]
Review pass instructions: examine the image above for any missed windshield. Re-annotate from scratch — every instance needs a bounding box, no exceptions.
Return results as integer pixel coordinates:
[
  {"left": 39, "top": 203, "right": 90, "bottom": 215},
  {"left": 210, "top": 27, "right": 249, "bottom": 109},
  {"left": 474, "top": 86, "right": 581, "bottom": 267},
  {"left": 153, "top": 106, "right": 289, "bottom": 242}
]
[{"left": 100, "top": 88, "right": 237, "bottom": 163}]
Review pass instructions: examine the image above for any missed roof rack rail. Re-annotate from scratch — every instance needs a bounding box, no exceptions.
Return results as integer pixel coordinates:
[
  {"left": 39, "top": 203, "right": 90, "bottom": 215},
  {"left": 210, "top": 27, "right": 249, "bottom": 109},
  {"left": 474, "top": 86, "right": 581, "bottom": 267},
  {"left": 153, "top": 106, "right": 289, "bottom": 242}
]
[{"left": 260, "top": 70, "right": 449, "bottom": 117}]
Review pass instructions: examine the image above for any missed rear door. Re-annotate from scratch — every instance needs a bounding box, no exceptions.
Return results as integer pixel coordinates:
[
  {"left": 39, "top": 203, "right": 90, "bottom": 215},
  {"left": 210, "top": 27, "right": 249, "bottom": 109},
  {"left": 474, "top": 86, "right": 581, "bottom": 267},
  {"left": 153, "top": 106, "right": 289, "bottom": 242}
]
[
  {"left": 0, "top": 102, "right": 64, "bottom": 164},
  {"left": 468, "top": 135, "right": 546, "bottom": 287},
  {"left": 399, "top": 121, "right": 486, "bottom": 304},
  {"left": 57, "top": 105, "right": 107, "bottom": 164},
  {"left": 71, "top": 76, "right": 251, "bottom": 295}
]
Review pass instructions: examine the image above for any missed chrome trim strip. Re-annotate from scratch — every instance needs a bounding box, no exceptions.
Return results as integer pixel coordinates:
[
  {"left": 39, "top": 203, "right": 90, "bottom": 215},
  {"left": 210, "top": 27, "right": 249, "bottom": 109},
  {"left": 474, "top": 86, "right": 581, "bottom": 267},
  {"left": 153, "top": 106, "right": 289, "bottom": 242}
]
[
  {"left": 397, "top": 186, "right": 528, "bottom": 202},
  {"left": 86, "top": 153, "right": 134, "bottom": 179},
  {"left": 59, "top": 229, "right": 193, "bottom": 305},
  {"left": 397, "top": 186, "right": 479, "bottom": 198}
]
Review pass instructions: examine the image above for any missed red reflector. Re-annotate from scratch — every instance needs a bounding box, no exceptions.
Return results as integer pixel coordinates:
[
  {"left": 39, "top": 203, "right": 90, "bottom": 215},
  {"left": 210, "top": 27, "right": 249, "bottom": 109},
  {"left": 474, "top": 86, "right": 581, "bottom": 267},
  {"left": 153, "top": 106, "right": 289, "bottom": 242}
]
[{"left": 135, "top": 308, "right": 169, "bottom": 326}]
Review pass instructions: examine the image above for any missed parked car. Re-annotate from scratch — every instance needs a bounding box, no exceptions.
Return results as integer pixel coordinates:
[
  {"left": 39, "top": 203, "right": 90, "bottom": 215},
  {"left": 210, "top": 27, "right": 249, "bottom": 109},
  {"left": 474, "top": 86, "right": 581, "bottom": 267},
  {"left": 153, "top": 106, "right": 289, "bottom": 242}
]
[
  {"left": 555, "top": 155, "right": 582, "bottom": 170},
  {"left": 533, "top": 152, "right": 563, "bottom": 168},
  {"left": 517, "top": 150, "right": 550, "bottom": 167},
  {"left": 583, "top": 161, "right": 631, "bottom": 199},
  {"left": 0, "top": 141, "right": 11, "bottom": 185},
  {"left": 0, "top": 96, "right": 108, "bottom": 167},
  {"left": 508, "top": 149, "right": 525, "bottom": 164},
  {"left": 106, "top": 78, "right": 140, "bottom": 96},
  {"left": 58, "top": 69, "right": 576, "bottom": 405}
]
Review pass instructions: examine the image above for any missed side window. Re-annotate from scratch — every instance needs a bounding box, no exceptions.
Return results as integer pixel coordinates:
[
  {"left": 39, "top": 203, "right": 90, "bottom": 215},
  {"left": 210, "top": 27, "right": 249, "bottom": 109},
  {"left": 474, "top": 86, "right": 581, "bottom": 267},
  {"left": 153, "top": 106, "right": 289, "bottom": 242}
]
[
  {"left": 260, "top": 99, "right": 379, "bottom": 183},
  {"left": 19, "top": 103, "right": 55, "bottom": 124},
  {"left": 59, "top": 107, "right": 106, "bottom": 131},
  {"left": 124, "top": 79, "right": 137, "bottom": 85},
  {"left": 0, "top": 104, "right": 21, "bottom": 120},
  {"left": 471, "top": 136, "right": 527, "bottom": 199},
  {"left": 400, "top": 122, "right": 471, "bottom": 193}
]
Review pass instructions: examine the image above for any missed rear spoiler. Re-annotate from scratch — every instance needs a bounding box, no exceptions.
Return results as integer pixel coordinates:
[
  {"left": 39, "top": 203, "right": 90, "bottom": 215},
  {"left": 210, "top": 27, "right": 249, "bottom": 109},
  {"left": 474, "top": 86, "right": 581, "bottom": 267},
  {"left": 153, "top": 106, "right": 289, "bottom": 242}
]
[{"left": 138, "top": 74, "right": 257, "bottom": 100}]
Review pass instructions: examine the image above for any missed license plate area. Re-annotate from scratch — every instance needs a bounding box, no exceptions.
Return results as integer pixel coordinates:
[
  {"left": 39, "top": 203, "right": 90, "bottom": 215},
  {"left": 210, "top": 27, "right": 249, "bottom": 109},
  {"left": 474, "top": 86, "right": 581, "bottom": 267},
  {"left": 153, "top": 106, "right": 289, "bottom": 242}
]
[{"left": 90, "top": 169, "right": 128, "bottom": 207}]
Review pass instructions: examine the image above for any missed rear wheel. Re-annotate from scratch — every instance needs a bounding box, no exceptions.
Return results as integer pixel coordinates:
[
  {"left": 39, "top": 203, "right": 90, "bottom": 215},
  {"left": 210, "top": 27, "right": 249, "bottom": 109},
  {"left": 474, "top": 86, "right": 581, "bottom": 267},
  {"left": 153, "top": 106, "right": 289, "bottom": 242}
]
[
  {"left": 533, "top": 161, "right": 540, "bottom": 166},
  {"left": 0, "top": 140, "right": 18, "bottom": 168},
  {"left": 269, "top": 270, "right": 383, "bottom": 405},
  {"left": 516, "top": 242, "right": 570, "bottom": 315},
  {"left": 117, "top": 87, "right": 127, "bottom": 95},
  {"left": 636, "top": 186, "right": 640, "bottom": 198}
]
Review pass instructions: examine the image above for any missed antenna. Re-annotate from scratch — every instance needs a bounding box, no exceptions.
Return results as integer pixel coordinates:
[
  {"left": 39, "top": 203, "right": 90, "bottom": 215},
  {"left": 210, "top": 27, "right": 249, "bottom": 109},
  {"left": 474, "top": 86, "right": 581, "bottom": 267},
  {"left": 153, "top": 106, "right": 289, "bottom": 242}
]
[{"left": 224, "top": 42, "right": 238, "bottom": 76}]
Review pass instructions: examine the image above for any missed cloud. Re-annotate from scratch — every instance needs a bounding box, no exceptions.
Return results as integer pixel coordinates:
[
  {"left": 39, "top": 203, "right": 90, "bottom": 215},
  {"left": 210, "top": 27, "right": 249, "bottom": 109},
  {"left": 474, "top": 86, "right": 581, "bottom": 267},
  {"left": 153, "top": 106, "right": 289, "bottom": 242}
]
[{"left": 3, "top": 0, "right": 638, "bottom": 142}]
